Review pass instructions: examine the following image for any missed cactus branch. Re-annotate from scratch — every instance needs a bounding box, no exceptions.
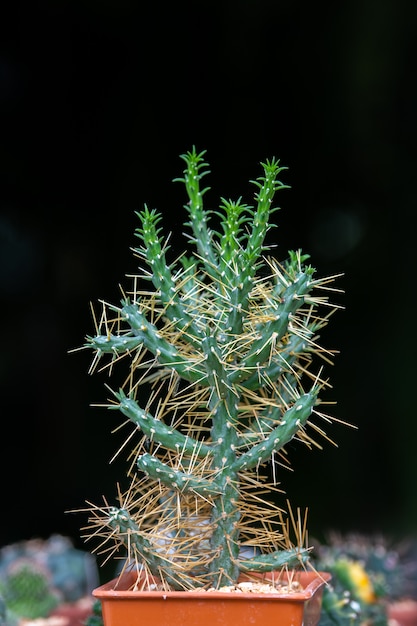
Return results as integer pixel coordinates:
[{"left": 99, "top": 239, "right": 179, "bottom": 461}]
[
  {"left": 238, "top": 547, "right": 310, "bottom": 573},
  {"left": 137, "top": 453, "right": 223, "bottom": 497},
  {"left": 174, "top": 147, "right": 218, "bottom": 272},
  {"left": 106, "top": 507, "right": 199, "bottom": 590},
  {"left": 112, "top": 389, "right": 212, "bottom": 457},
  {"left": 133, "top": 206, "right": 203, "bottom": 345},
  {"left": 233, "top": 391, "right": 318, "bottom": 472}
]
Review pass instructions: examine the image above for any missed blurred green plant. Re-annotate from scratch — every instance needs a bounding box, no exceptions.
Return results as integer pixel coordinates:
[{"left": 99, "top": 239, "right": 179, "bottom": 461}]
[
  {"left": 313, "top": 533, "right": 417, "bottom": 625},
  {"left": 86, "top": 600, "right": 105, "bottom": 626},
  {"left": 0, "top": 561, "right": 59, "bottom": 621},
  {"left": 0, "top": 535, "right": 98, "bottom": 625}
]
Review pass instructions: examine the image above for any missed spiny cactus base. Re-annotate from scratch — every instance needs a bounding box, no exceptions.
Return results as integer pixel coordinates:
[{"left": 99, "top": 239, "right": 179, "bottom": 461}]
[{"left": 80, "top": 148, "right": 342, "bottom": 590}]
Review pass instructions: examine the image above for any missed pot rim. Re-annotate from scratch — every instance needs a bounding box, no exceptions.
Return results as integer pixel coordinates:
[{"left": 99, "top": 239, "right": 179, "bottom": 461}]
[{"left": 93, "top": 569, "right": 331, "bottom": 601}]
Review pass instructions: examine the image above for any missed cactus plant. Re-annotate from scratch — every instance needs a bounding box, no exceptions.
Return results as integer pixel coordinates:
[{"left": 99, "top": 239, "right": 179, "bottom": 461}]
[
  {"left": 79, "top": 147, "right": 343, "bottom": 592},
  {"left": 0, "top": 535, "right": 98, "bottom": 625},
  {"left": 0, "top": 561, "right": 59, "bottom": 621},
  {"left": 313, "top": 533, "right": 417, "bottom": 625},
  {"left": 0, "top": 535, "right": 98, "bottom": 604}
]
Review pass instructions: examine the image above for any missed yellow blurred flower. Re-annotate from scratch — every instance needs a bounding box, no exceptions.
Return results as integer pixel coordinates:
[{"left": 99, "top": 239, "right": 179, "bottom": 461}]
[{"left": 336, "top": 559, "right": 376, "bottom": 604}]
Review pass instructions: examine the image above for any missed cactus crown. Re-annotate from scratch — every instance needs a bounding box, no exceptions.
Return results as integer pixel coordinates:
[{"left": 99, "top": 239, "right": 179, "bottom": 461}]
[{"left": 80, "top": 147, "right": 342, "bottom": 591}]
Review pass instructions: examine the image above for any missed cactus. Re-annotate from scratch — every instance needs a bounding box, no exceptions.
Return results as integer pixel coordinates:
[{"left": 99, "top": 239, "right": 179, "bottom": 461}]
[
  {"left": 0, "top": 535, "right": 98, "bottom": 605},
  {"left": 80, "top": 147, "right": 342, "bottom": 591},
  {"left": 0, "top": 561, "right": 59, "bottom": 621},
  {"left": 313, "top": 533, "right": 417, "bottom": 625},
  {"left": 317, "top": 567, "right": 388, "bottom": 626}
]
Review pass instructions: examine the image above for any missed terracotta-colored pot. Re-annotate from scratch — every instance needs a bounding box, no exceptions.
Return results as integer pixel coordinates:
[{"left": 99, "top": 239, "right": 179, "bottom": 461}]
[
  {"left": 49, "top": 597, "right": 94, "bottom": 626},
  {"left": 388, "top": 600, "right": 417, "bottom": 626},
  {"left": 93, "top": 569, "right": 331, "bottom": 626}
]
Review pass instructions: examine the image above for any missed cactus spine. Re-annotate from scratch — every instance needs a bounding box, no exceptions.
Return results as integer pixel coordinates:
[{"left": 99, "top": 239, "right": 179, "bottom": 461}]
[{"left": 82, "top": 148, "right": 341, "bottom": 590}]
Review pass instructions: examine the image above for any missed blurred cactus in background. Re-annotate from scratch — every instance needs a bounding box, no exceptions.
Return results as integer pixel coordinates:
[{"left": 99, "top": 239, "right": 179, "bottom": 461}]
[
  {"left": 313, "top": 533, "right": 417, "bottom": 625},
  {"left": 0, "top": 562, "right": 59, "bottom": 621},
  {"left": 0, "top": 535, "right": 98, "bottom": 624}
]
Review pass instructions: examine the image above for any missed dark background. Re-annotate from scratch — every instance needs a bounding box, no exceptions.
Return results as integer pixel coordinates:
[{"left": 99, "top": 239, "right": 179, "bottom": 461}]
[{"left": 1, "top": 0, "right": 416, "bottom": 572}]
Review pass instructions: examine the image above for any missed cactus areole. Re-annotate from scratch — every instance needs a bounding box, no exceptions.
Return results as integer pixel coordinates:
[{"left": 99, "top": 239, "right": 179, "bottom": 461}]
[{"left": 81, "top": 148, "right": 342, "bottom": 593}]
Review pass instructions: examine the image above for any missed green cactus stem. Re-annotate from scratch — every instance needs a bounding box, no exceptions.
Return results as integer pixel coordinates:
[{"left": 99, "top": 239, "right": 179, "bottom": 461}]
[
  {"left": 0, "top": 562, "right": 59, "bottom": 620},
  {"left": 80, "top": 147, "right": 342, "bottom": 590}
]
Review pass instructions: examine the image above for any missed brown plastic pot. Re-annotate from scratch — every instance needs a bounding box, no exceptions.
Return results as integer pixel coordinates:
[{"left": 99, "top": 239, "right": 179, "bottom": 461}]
[{"left": 93, "top": 569, "right": 331, "bottom": 626}]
